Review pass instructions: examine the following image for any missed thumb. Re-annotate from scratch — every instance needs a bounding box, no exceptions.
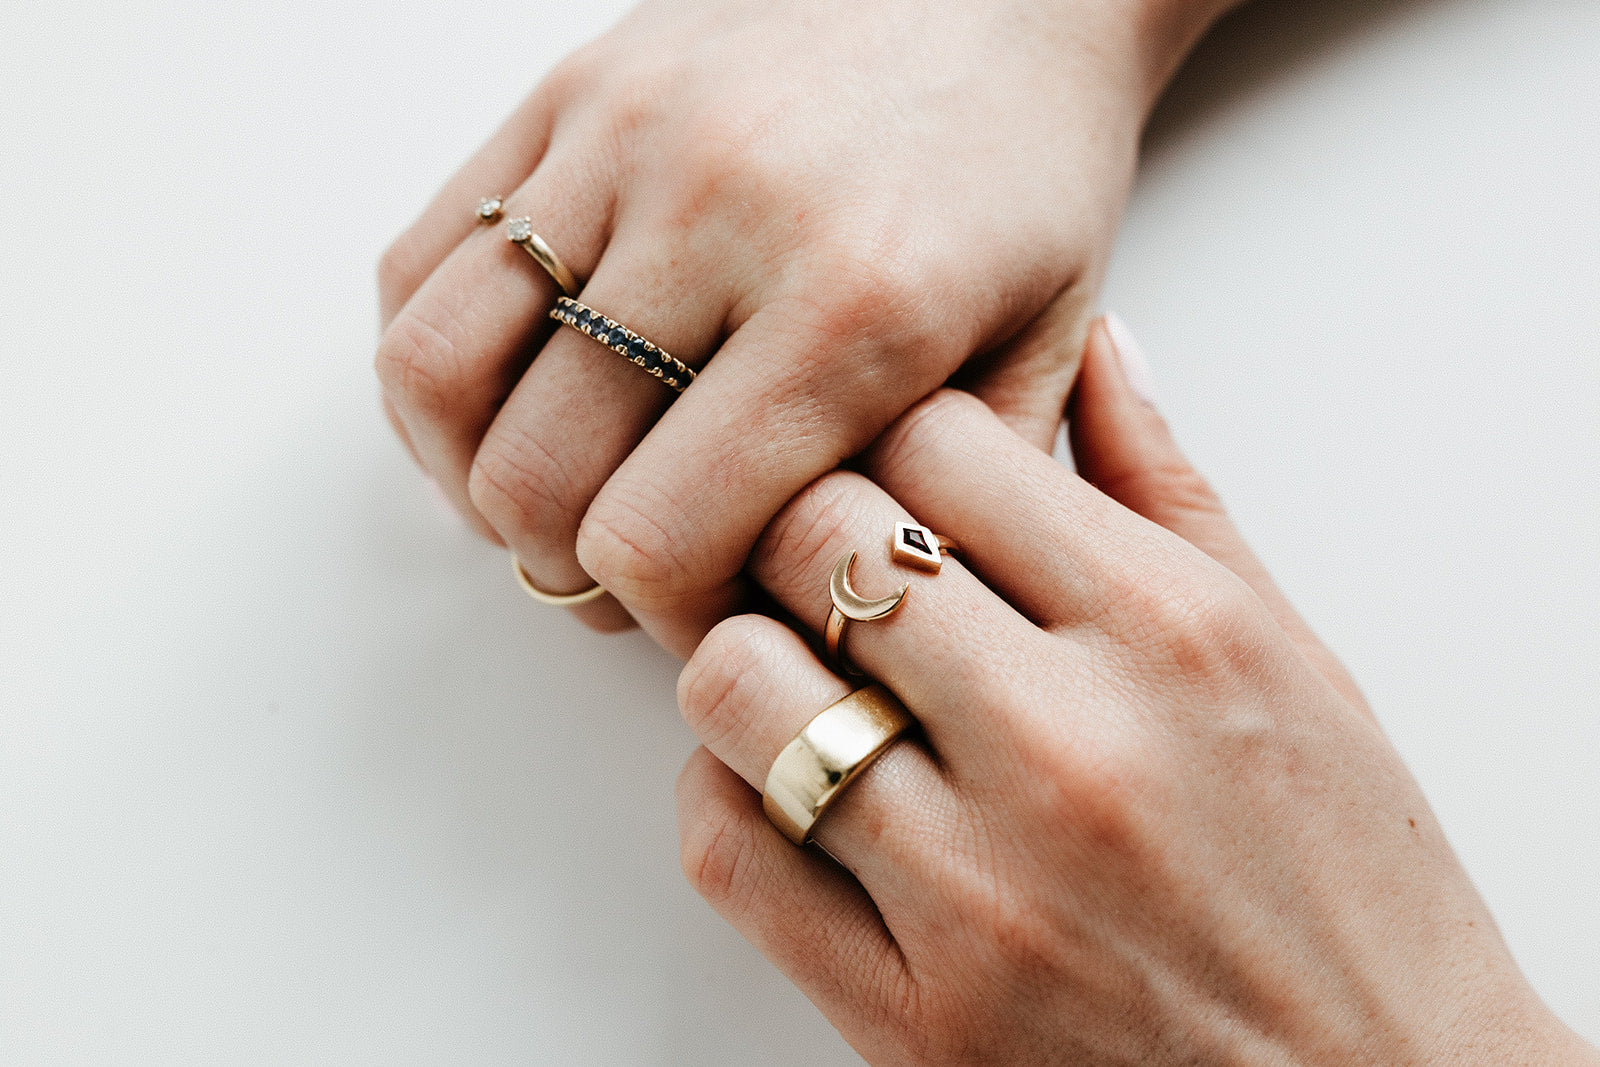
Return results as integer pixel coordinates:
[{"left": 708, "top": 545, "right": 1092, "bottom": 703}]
[{"left": 1069, "top": 315, "right": 1371, "bottom": 717}]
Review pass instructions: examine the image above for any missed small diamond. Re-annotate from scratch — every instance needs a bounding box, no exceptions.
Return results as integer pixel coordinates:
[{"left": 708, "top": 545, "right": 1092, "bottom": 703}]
[
  {"left": 506, "top": 217, "right": 532, "bottom": 243},
  {"left": 607, "top": 326, "right": 629, "bottom": 348},
  {"left": 573, "top": 308, "right": 591, "bottom": 328},
  {"left": 478, "top": 196, "right": 504, "bottom": 222}
]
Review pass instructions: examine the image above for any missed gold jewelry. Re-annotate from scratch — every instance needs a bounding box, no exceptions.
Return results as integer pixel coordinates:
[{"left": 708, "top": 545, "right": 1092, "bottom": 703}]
[
  {"left": 824, "top": 550, "right": 908, "bottom": 677},
  {"left": 477, "top": 196, "right": 505, "bottom": 224},
  {"left": 762, "top": 684, "right": 913, "bottom": 845},
  {"left": 506, "top": 218, "right": 579, "bottom": 297},
  {"left": 549, "top": 297, "right": 696, "bottom": 394},
  {"left": 825, "top": 525, "right": 957, "bottom": 675},
  {"left": 892, "top": 521, "right": 959, "bottom": 574},
  {"left": 512, "top": 556, "right": 606, "bottom": 606}
]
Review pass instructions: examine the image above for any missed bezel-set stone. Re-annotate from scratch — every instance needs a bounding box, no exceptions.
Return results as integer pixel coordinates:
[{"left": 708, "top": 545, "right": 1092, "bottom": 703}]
[{"left": 892, "top": 521, "right": 943, "bottom": 573}]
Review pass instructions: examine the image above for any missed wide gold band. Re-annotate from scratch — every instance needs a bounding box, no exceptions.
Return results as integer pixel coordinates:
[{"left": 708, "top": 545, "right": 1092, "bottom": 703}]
[
  {"left": 512, "top": 556, "right": 606, "bottom": 606},
  {"left": 762, "top": 684, "right": 914, "bottom": 845}
]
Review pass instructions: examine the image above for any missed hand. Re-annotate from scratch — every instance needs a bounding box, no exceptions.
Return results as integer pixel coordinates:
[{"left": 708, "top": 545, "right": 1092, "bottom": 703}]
[
  {"left": 376, "top": 0, "right": 1232, "bottom": 656},
  {"left": 673, "top": 320, "right": 1597, "bottom": 1063}
]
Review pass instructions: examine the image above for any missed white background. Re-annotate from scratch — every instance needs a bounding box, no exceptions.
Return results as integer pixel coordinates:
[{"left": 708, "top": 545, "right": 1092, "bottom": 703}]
[{"left": 2, "top": 0, "right": 1596, "bottom": 1061}]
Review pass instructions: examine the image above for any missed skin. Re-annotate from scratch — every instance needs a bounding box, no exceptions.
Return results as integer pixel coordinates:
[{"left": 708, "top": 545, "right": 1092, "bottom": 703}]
[
  {"left": 672, "top": 321, "right": 1600, "bottom": 1064},
  {"left": 376, "top": 0, "right": 1238, "bottom": 657}
]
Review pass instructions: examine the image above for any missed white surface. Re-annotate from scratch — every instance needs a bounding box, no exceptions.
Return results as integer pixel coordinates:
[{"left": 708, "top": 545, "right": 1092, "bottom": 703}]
[{"left": 1, "top": 0, "right": 1595, "bottom": 1061}]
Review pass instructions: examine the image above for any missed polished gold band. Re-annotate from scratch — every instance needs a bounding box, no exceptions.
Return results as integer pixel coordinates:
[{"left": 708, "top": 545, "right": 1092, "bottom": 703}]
[
  {"left": 762, "top": 684, "right": 914, "bottom": 845},
  {"left": 506, "top": 218, "right": 580, "bottom": 297},
  {"left": 512, "top": 556, "right": 606, "bottom": 606}
]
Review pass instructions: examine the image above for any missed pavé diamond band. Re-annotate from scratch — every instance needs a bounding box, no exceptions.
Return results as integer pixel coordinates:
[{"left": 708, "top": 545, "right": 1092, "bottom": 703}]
[{"left": 549, "top": 296, "right": 696, "bottom": 394}]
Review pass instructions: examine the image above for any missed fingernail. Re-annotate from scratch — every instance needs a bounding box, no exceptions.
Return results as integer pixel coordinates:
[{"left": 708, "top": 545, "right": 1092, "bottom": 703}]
[{"left": 1105, "top": 312, "right": 1157, "bottom": 406}]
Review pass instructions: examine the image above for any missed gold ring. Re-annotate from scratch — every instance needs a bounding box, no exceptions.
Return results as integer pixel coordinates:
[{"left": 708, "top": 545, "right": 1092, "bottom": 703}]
[
  {"left": 477, "top": 196, "right": 505, "bottom": 224},
  {"left": 506, "top": 218, "right": 580, "bottom": 297},
  {"left": 549, "top": 297, "right": 696, "bottom": 394},
  {"left": 762, "top": 684, "right": 914, "bottom": 845},
  {"left": 512, "top": 556, "right": 606, "bottom": 606},
  {"left": 825, "top": 522, "right": 956, "bottom": 676}
]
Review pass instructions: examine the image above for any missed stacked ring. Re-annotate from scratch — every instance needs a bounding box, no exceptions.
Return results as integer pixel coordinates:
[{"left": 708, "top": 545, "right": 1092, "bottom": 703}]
[
  {"left": 549, "top": 296, "right": 696, "bottom": 393},
  {"left": 762, "top": 683, "right": 914, "bottom": 845}
]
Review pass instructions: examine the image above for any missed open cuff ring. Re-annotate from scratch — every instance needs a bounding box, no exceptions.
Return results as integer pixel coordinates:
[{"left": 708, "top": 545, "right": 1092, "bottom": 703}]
[
  {"left": 762, "top": 683, "right": 914, "bottom": 845},
  {"left": 825, "top": 522, "right": 958, "bottom": 676},
  {"left": 505, "top": 217, "right": 580, "bottom": 298}
]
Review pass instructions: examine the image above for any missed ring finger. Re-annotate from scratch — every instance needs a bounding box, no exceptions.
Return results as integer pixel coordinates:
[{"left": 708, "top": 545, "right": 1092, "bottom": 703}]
[{"left": 679, "top": 613, "right": 962, "bottom": 919}]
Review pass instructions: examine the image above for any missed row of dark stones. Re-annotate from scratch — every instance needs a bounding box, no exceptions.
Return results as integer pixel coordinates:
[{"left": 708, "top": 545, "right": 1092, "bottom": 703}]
[{"left": 550, "top": 297, "right": 695, "bottom": 393}]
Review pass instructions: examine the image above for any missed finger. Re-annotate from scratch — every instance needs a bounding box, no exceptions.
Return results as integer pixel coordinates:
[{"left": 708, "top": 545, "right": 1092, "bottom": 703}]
[
  {"left": 468, "top": 226, "right": 735, "bottom": 632},
  {"left": 675, "top": 746, "right": 913, "bottom": 1062},
  {"left": 860, "top": 388, "right": 1187, "bottom": 632},
  {"left": 381, "top": 393, "right": 422, "bottom": 468},
  {"left": 960, "top": 279, "right": 1095, "bottom": 451},
  {"left": 740, "top": 469, "right": 1068, "bottom": 776},
  {"left": 375, "top": 141, "right": 617, "bottom": 540},
  {"left": 378, "top": 64, "right": 583, "bottom": 330},
  {"left": 679, "top": 614, "right": 962, "bottom": 902},
  {"left": 1071, "top": 314, "right": 1371, "bottom": 714},
  {"left": 575, "top": 292, "right": 965, "bottom": 659}
]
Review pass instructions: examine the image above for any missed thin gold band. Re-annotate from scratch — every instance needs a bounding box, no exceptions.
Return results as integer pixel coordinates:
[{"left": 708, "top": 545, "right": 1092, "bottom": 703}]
[
  {"left": 506, "top": 218, "right": 580, "bottom": 297},
  {"left": 512, "top": 556, "right": 606, "bottom": 606},
  {"left": 762, "top": 684, "right": 914, "bottom": 845}
]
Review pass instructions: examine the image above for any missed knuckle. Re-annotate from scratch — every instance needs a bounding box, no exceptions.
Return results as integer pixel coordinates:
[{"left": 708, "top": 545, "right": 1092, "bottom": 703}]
[
  {"left": 678, "top": 796, "right": 753, "bottom": 908},
  {"left": 575, "top": 481, "right": 693, "bottom": 608},
  {"left": 676, "top": 616, "right": 776, "bottom": 750},
  {"left": 468, "top": 428, "right": 580, "bottom": 546},
  {"left": 376, "top": 234, "right": 426, "bottom": 312},
  {"left": 1110, "top": 563, "right": 1272, "bottom": 689},
  {"left": 873, "top": 389, "right": 984, "bottom": 483},
  {"left": 798, "top": 226, "right": 943, "bottom": 355},
  {"left": 373, "top": 309, "right": 463, "bottom": 424},
  {"left": 757, "top": 472, "right": 867, "bottom": 592},
  {"left": 667, "top": 99, "right": 796, "bottom": 210}
]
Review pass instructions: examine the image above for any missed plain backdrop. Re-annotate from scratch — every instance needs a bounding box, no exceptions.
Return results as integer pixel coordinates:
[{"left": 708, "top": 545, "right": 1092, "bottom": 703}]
[{"left": 1, "top": 0, "right": 1595, "bottom": 1062}]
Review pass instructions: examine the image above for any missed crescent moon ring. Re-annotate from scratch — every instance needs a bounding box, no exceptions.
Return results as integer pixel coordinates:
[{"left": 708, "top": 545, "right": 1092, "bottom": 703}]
[{"left": 829, "top": 551, "right": 910, "bottom": 621}]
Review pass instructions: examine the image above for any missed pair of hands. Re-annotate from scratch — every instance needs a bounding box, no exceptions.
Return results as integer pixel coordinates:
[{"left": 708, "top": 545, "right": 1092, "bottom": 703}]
[{"left": 377, "top": 0, "right": 1594, "bottom": 1059}]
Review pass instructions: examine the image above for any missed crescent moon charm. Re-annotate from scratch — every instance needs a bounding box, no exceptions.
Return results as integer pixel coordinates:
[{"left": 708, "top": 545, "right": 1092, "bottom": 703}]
[{"left": 830, "top": 551, "right": 909, "bottom": 622}]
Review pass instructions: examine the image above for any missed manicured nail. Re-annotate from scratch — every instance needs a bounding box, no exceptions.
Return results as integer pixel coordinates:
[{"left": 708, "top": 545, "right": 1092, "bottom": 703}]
[{"left": 1105, "top": 312, "right": 1157, "bottom": 406}]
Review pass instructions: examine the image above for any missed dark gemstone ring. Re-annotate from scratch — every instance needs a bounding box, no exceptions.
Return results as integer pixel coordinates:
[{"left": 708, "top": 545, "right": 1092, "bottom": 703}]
[{"left": 548, "top": 296, "right": 696, "bottom": 394}]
